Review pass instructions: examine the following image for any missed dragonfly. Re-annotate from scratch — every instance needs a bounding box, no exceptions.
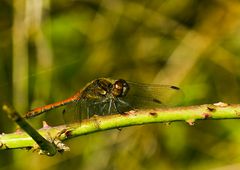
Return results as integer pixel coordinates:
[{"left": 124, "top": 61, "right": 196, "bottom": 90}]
[{"left": 25, "top": 78, "right": 181, "bottom": 121}]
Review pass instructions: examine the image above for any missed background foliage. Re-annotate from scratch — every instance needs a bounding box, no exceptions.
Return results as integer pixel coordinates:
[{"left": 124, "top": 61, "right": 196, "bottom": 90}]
[{"left": 1, "top": 0, "right": 240, "bottom": 169}]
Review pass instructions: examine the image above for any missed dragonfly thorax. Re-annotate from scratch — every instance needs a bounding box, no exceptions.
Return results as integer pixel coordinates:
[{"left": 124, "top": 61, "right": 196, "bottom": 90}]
[{"left": 92, "top": 78, "right": 130, "bottom": 99}]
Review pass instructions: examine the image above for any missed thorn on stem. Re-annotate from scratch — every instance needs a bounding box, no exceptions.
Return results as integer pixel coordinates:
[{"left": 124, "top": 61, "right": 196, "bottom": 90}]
[
  {"left": 42, "top": 121, "right": 51, "bottom": 128},
  {"left": 15, "top": 128, "right": 22, "bottom": 134},
  {"left": 149, "top": 112, "right": 157, "bottom": 117},
  {"left": 165, "top": 122, "right": 171, "bottom": 126},
  {"left": 57, "top": 129, "right": 72, "bottom": 138},
  {"left": 235, "top": 110, "right": 240, "bottom": 117},
  {"left": 117, "top": 127, "right": 122, "bottom": 131},
  {"left": 213, "top": 102, "right": 229, "bottom": 107},
  {"left": 186, "top": 119, "right": 195, "bottom": 126},
  {"left": 65, "top": 130, "right": 72, "bottom": 138},
  {"left": 202, "top": 113, "right": 212, "bottom": 119}
]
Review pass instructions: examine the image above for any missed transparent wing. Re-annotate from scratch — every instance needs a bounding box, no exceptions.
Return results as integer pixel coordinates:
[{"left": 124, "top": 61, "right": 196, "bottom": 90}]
[
  {"left": 63, "top": 81, "right": 183, "bottom": 123},
  {"left": 122, "top": 81, "right": 183, "bottom": 109},
  {"left": 62, "top": 100, "right": 81, "bottom": 124},
  {"left": 62, "top": 99, "right": 95, "bottom": 124},
  {"left": 79, "top": 98, "right": 129, "bottom": 116},
  {"left": 63, "top": 97, "right": 123, "bottom": 123}
]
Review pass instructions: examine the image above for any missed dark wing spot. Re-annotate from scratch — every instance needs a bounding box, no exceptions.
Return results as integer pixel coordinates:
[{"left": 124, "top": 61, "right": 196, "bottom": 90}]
[
  {"left": 152, "top": 98, "right": 162, "bottom": 104},
  {"left": 171, "top": 86, "right": 180, "bottom": 90}
]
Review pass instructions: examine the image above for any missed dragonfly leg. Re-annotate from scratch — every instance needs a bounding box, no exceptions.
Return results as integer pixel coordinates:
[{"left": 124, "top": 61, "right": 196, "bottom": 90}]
[
  {"left": 117, "top": 98, "right": 134, "bottom": 110},
  {"left": 85, "top": 104, "right": 90, "bottom": 119},
  {"left": 93, "top": 98, "right": 108, "bottom": 105},
  {"left": 100, "top": 102, "right": 108, "bottom": 116},
  {"left": 112, "top": 100, "right": 120, "bottom": 113},
  {"left": 108, "top": 99, "right": 113, "bottom": 114}
]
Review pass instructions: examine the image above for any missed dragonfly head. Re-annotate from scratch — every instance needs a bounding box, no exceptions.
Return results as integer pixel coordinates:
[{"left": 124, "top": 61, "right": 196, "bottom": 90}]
[{"left": 112, "top": 79, "right": 129, "bottom": 97}]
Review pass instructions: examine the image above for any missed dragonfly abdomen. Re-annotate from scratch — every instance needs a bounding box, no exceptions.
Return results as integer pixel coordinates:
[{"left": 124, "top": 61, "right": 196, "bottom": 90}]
[{"left": 25, "top": 94, "right": 79, "bottom": 119}]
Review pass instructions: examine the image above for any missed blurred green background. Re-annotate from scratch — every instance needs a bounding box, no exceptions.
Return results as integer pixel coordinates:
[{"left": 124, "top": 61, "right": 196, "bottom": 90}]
[{"left": 1, "top": 0, "right": 240, "bottom": 169}]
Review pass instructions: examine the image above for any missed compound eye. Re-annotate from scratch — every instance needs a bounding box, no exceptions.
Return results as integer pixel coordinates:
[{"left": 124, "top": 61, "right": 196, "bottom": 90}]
[{"left": 113, "top": 79, "right": 129, "bottom": 97}]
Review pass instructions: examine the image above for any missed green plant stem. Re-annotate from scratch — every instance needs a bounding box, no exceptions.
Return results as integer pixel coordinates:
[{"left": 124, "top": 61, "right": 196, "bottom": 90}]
[
  {"left": 2, "top": 105, "right": 57, "bottom": 156},
  {"left": 1, "top": 103, "right": 240, "bottom": 152}
]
